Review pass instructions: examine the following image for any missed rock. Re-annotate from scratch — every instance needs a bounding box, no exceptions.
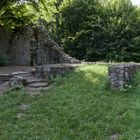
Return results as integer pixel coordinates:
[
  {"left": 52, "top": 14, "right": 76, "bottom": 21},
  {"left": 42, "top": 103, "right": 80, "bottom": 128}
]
[
  {"left": 11, "top": 71, "right": 31, "bottom": 76},
  {"left": 26, "top": 86, "right": 50, "bottom": 91},
  {"left": 9, "top": 76, "right": 28, "bottom": 87},
  {"left": 19, "top": 104, "right": 30, "bottom": 111},
  {"left": 110, "top": 133, "right": 120, "bottom": 140},
  {"left": 16, "top": 113, "right": 25, "bottom": 119}
]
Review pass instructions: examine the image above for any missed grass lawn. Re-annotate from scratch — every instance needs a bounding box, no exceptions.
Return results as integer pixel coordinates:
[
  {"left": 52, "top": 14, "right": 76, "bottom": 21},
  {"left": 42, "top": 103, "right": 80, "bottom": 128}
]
[{"left": 0, "top": 64, "right": 140, "bottom": 140}]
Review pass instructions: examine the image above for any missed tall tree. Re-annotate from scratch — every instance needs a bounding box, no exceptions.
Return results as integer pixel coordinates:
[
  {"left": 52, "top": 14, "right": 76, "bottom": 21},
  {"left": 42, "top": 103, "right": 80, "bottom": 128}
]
[{"left": 60, "top": 0, "right": 140, "bottom": 62}]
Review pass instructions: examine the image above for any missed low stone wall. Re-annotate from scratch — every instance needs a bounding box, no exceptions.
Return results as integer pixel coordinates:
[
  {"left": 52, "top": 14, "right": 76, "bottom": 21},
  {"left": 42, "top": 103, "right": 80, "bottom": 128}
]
[
  {"left": 36, "top": 63, "right": 140, "bottom": 90},
  {"left": 36, "top": 64, "right": 79, "bottom": 81},
  {"left": 108, "top": 64, "right": 140, "bottom": 90}
]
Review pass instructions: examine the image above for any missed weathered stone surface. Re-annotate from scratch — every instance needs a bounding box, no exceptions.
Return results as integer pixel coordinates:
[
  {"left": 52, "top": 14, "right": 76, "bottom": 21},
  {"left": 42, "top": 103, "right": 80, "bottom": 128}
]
[
  {"left": 0, "top": 67, "right": 49, "bottom": 92},
  {"left": 10, "top": 27, "right": 32, "bottom": 65},
  {"left": 16, "top": 113, "right": 25, "bottom": 119},
  {"left": 19, "top": 104, "right": 30, "bottom": 111},
  {"left": 0, "top": 21, "right": 80, "bottom": 66},
  {"left": 36, "top": 64, "right": 79, "bottom": 80},
  {"left": 9, "top": 76, "right": 28, "bottom": 87},
  {"left": 26, "top": 86, "right": 50, "bottom": 91},
  {"left": 31, "top": 21, "right": 80, "bottom": 65},
  {"left": 108, "top": 64, "right": 140, "bottom": 90},
  {"left": 0, "top": 74, "right": 11, "bottom": 84},
  {"left": 110, "top": 133, "right": 120, "bottom": 140},
  {"left": 0, "top": 26, "right": 11, "bottom": 62},
  {"left": 11, "top": 71, "right": 31, "bottom": 76},
  {"left": 28, "top": 82, "right": 48, "bottom": 88}
]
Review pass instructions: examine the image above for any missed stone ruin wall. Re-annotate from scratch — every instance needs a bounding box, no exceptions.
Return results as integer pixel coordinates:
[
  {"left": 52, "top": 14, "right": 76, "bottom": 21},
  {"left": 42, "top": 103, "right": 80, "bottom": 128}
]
[
  {"left": 10, "top": 27, "right": 32, "bottom": 65},
  {"left": 108, "top": 64, "right": 140, "bottom": 90},
  {"left": 0, "top": 26, "right": 33, "bottom": 65},
  {"left": 1, "top": 24, "right": 140, "bottom": 91},
  {"left": 32, "top": 25, "right": 80, "bottom": 65},
  {"left": 0, "top": 27, "right": 11, "bottom": 59},
  {"left": 0, "top": 25, "right": 79, "bottom": 66}
]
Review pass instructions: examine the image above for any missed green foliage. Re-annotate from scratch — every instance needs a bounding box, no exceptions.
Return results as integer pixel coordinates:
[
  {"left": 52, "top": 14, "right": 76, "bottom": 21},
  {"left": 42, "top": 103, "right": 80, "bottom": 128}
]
[
  {"left": 0, "top": 0, "right": 49, "bottom": 29},
  {"left": 59, "top": 0, "right": 140, "bottom": 62},
  {"left": 1, "top": 0, "right": 140, "bottom": 62}
]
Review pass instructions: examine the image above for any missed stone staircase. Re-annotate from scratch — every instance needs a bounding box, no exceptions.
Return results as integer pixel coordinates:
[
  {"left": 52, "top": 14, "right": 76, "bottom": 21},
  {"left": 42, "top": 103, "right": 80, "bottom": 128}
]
[
  {"left": 0, "top": 74, "right": 11, "bottom": 84},
  {"left": 23, "top": 74, "right": 49, "bottom": 91},
  {"left": 0, "top": 63, "right": 80, "bottom": 92},
  {"left": 0, "top": 70, "right": 49, "bottom": 92}
]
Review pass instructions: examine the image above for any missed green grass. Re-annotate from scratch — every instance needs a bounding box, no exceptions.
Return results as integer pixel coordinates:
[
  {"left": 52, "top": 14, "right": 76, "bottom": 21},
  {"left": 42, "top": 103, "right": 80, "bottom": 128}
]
[{"left": 0, "top": 64, "right": 140, "bottom": 139}]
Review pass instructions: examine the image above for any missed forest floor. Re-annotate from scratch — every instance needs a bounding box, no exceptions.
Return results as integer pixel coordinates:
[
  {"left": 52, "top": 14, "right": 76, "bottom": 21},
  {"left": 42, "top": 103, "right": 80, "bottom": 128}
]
[{"left": 0, "top": 64, "right": 140, "bottom": 140}]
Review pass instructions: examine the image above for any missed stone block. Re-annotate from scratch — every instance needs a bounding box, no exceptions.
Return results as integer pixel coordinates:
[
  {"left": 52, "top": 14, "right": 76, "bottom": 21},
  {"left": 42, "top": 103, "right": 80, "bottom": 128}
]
[
  {"left": 9, "top": 76, "right": 28, "bottom": 87},
  {"left": 108, "top": 64, "right": 140, "bottom": 90}
]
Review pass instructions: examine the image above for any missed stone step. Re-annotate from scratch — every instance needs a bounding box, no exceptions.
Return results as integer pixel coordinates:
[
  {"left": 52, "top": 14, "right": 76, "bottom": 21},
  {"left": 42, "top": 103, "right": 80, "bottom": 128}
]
[
  {"left": 27, "top": 79, "right": 45, "bottom": 84},
  {"left": 9, "top": 75, "right": 28, "bottom": 87},
  {"left": 0, "top": 80, "right": 9, "bottom": 83},
  {"left": 0, "top": 77, "right": 10, "bottom": 79},
  {"left": 28, "top": 82, "right": 48, "bottom": 88},
  {"left": 11, "top": 71, "right": 31, "bottom": 77},
  {"left": 0, "top": 77, "right": 11, "bottom": 80},
  {"left": 0, "top": 81, "right": 8, "bottom": 84},
  {"left": 0, "top": 74, "right": 11, "bottom": 84},
  {"left": 29, "top": 69, "right": 36, "bottom": 75},
  {"left": 22, "top": 75, "right": 45, "bottom": 84},
  {"left": 0, "top": 74, "right": 10, "bottom": 77},
  {"left": 0, "top": 69, "right": 49, "bottom": 91},
  {"left": 26, "top": 86, "right": 50, "bottom": 91}
]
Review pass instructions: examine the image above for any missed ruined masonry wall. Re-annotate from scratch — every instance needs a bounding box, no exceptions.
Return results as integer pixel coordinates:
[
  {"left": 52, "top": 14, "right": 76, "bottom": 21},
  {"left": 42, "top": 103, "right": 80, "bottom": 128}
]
[
  {"left": 0, "top": 27, "right": 11, "bottom": 59},
  {"left": 10, "top": 27, "right": 32, "bottom": 65},
  {"left": 108, "top": 64, "right": 140, "bottom": 90},
  {"left": 0, "top": 25, "right": 79, "bottom": 66}
]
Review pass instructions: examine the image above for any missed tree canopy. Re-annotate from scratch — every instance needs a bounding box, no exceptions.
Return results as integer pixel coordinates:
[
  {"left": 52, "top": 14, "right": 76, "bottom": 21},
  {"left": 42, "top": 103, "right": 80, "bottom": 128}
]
[
  {"left": 60, "top": 0, "right": 140, "bottom": 62},
  {"left": 0, "top": 0, "right": 140, "bottom": 62}
]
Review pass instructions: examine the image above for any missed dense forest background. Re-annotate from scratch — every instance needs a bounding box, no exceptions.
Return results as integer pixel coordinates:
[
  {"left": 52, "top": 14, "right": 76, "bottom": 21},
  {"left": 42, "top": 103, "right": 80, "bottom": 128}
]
[{"left": 0, "top": 0, "right": 140, "bottom": 62}]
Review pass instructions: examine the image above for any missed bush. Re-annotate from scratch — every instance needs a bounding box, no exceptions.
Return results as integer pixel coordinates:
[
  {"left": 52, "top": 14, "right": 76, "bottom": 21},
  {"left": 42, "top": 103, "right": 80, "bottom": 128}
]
[{"left": 60, "top": 0, "right": 140, "bottom": 62}]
